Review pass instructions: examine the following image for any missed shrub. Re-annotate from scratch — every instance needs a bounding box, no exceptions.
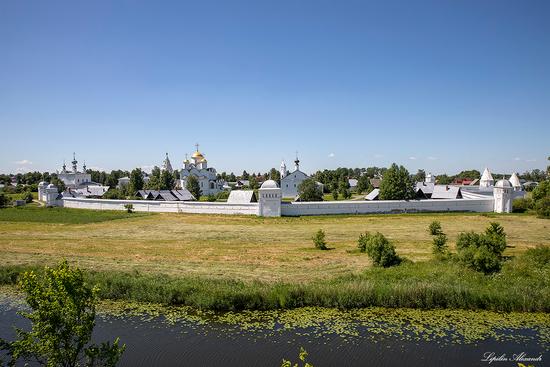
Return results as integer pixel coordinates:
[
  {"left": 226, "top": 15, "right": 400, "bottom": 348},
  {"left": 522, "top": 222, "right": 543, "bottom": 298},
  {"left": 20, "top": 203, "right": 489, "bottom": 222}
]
[
  {"left": 216, "top": 191, "right": 230, "bottom": 201},
  {"left": 522, "top": 245, "right": 550, "bottom": 268},
  {"left": 22, "top": 191, "right": 34, "bottom": 203},
  {"left": 124, "top": 204, "right": 134, "bottom": 213},
  {"left": 312, "top": 229, "right": 328, "bottom": 250},
  {"left": 456, "top": 222, "right": 507, "bottom": 274},
  {"left": 103, "top": 189, "right": 123, "bottom": 200},
  {"left": 0, "top": 193, "right": 9, "bottom": 208},
  {"left": 331, "top": 190, "right": 339, "bottom": 201},
  {"left": 298, "top": 178, "right": 323, "bottom": 201},
  {"left": 358, "top": 232, "right": 401, "bottom": 267},
  {"left": 512, "top": 197, "right": 533, "bottom": 213},
  {"left": 428, "top": 220, "right": 443, "bottom": 235},
  {"left": 535, "top": 196, "right": 550, "bottom": 218},
  {"left": 432, "top": 233, "right": 448, "bottom": 258}
]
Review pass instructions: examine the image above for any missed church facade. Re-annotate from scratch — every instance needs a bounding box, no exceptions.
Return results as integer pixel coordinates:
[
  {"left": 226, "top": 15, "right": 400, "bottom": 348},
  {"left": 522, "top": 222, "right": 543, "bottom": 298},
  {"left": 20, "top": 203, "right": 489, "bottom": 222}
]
[
  {"left": 179, "top": 145, "right": 224, "bottom": 196},
  {"left": 57, "top": 153, "right": 92, "bottom": 189},
  {"left": 279, "top": 155, "right": 323, "bottom": 198}
]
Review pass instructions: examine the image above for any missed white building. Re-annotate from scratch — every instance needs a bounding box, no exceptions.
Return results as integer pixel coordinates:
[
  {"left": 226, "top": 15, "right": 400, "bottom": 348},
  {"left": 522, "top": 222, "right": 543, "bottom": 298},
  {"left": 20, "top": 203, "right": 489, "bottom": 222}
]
[
  {"left": 509, "top": 172, "right": 522, "bottom": 191},
  {"left": 57, "top": 153, "right": 92, "bottom": 189},
  {"left": 280, "top": 155, "right": 318, "bottom": 198},
  {"left": 479, "top": 167, "right": 494, "bottom": 188},
  {"left": 179, "top": 145, "right": 224, "bottom": 196}
]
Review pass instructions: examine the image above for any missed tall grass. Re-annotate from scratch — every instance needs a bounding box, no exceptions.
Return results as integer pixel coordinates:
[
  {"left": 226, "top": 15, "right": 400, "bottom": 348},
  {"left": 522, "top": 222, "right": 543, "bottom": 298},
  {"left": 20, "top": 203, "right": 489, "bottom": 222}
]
[{"left": 1, "top": 249, "right": 548, "bottom": 312}]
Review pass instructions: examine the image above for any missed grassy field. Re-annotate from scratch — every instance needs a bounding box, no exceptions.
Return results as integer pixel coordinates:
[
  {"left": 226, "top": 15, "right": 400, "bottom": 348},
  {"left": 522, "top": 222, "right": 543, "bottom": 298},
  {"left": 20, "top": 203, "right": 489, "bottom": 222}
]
[{"left": 0, "top": 206, "right": 548, "bottom": 283}]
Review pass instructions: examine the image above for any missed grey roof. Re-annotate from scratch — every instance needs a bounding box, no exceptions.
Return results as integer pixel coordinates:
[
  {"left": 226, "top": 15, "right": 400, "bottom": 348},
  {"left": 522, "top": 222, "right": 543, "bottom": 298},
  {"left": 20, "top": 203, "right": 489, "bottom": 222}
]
[
  {"left": 365, "top": 188, "right": 380, "bottom": 201},
  {"left": 415, "top": 182, "right": 435, "bottom": 194},
  {"left": 431, "top": 185, "right": 462, "bottom": 199},
  {"left": 75, "top": 185, "right": 109, "bottom": 197},
  {"left": 171, "top": 189, "right": 195, "bottom": 201},
  {"left": 370, "top": 178, "right": 381, "bottom": 188},
  {"left": 348, "top": 179, "right": 358, "bottom": 187},
  {"left": 155, "top": 191, "right": 177, "bottom": 201},
  {"left": 227, "top": 190, "right": 257, "bottom": 203}
]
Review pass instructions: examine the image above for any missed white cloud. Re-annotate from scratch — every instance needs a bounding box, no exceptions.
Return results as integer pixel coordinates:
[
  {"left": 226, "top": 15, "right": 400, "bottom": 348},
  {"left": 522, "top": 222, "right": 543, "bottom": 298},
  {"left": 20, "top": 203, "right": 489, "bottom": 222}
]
[
  {"left": 328, "top": 153, "right": 335, "bottom": 158},
  {"left": 15, "top": 159, "right": 32, "bottom": 165},
  {"left": 408, "top": 156, "right": 417, "bottom": 160},
  {"left": 427, "top": 156, "right": 438, "bottom": 161},
  {"left": 513, "top": 157, "right": 521, "bottom": 161}
]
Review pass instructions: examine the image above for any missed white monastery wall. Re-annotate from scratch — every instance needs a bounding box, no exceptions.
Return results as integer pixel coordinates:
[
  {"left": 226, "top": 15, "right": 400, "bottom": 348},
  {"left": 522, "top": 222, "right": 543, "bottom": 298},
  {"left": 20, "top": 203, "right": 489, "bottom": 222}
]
[
  {"left": 280, "top": 197, "right": 494, "bottom": 216},
  {"left": 62, "top": 197, "right": 259, "bottom": 215}
]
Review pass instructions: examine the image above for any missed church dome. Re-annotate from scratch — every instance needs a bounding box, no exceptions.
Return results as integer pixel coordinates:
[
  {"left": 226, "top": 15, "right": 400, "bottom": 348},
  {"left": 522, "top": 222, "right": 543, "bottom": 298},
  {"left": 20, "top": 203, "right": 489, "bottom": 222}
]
[
  {"left": 192, "top": 151, "right": 204, "bottom": 159},
  {"left": 261, "top": 180, "right": 279, "bottom": 189},
  {"left": 495, "top": 179, "right": 512, "bottom": 188}
]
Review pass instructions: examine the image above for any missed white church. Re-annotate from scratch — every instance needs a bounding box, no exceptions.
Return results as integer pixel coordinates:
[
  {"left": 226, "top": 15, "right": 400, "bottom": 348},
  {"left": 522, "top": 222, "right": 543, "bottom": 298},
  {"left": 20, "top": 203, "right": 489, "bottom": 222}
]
[
  {"left": 179, "top": 145, "right": 225, "bottom": 196},
  {"left": 279, "top": 154, "right": 323, "bottom": 198}
]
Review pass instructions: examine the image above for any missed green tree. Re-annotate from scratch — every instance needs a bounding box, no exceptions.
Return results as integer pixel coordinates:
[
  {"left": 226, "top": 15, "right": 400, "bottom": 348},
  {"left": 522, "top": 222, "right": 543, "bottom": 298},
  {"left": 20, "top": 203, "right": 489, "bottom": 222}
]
[
  {"left": 129, "top": 168, "right": 144, "bottom": 194},
  {"left": 249, "top": 175, "right": 259, "bottom": 190},
  {"left": 22, "top": 191, "right": 34, "bottom": 203},
  {"left": 456, "top": 222, "right": 507, "bottom": 274},
  {"left": 160, "top": 169, "right": 175, "bottom": 190},
  {"left": 297, "top": 178, "right": 323, "bottom": 201},
  {"left": 356, "top": 174, "right": 373, "bottom": 194},
  {"left": 412, "top": 169, "right": 426, "bottom": 183},
  {"left": 338, "top": 179, "right": 351, "bottom": 199},
  {"left": 186, "top": 175, "right": 201, "bottom": 200},
  {"left": 0, "top": 193, "right": 9, "bottom": 208},
  {"left": 1, "top": 261, "right": 125, "bottom": 366},
  {"left": 146, "top": 166, "right": 162, "bottom": 190},
  {"left": 312, "top": 229, "right": 328, "bottom": 250},
  {"left": 50, "top": 177, "right": 66, "bottom": 193},
  {"left": 379, "top": 163, "right": 415, "bottom": 200},
  {"left": 436, "top": 174, "right": 452, "bottom": 185}
]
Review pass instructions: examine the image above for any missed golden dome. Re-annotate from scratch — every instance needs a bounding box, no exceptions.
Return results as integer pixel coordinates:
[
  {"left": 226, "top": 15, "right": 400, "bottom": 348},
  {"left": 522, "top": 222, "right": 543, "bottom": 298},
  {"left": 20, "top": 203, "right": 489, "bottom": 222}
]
[{"left": 192, "top": 151, "right": 204, "bottom": 159}]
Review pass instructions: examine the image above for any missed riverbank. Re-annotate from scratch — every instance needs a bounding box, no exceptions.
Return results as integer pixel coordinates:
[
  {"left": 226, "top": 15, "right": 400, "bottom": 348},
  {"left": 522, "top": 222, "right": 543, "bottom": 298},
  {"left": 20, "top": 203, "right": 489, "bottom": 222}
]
[{"left": 1, "top": 246, "right": 548, "bottom": 312}]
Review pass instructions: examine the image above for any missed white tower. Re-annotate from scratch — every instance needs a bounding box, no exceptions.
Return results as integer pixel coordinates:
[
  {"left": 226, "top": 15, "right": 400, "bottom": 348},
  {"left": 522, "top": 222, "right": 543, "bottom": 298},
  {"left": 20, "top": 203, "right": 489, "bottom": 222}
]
[
  {"left": 425, "top": 172, "right": 435, "bottom": 184},
  {"left": 280, "top": 160, "right": 287, "bottom": 179},
  {"left": 493, "top": 179, "right": 513, "bottom": 213},
  {"left": 480, "top": 167, "right": 494, "bottom": 188},
  {"left": 509, "top": 172, "right": 522, "bottom": 191},
  {"left": 258, "top": 179, "right": 282, "bottom": 217},
  {"left": 44, "top": 184, "right": 59, "bottom": 207}
]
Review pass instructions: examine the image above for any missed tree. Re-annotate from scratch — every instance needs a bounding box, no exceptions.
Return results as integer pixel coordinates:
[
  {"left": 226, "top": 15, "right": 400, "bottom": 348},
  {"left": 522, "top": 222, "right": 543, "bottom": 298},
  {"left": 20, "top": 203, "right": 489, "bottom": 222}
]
[
  {"left": 379, "top": 163, "right": 415, "bottom": 200},
  {"left": 269, "top": 168, "right": 281, "bottom": 184},
  {"left": 412, "top": 169, "right": 426, "bottom": 183},
  {"left": 50, "top": 176, "right": 66, "bottom": 193},
  {"left": 186, "top": 175, "right": 201, "bottom": 200},
  {"left": 297, "top": 178, "right": 323, "bottom": 201},
  {"left": 436, "top": 174, "right": 452, "bottom": 185},
  {"left": 338, "top": 179, "right": 351, "bottom": 199},
  {"left": 0, "top": 193, "right": 9, "bottom": 208},
  {"left": 356, "top": 174, "right": 373, "bottom": 194},
  {"left": 357, "top": 232, "right": 402, "bottom": 267},
  {"left": 160, "top": 169, "right": 175, "bottom": 190},
  {"left": 129, "top": 168, "right": 144, "bottom": 194},
  {"left": 241, "top": 170, "right": 249, "bottom": 180},
  {"left": 456, "top": 222, "right": 507, "bottom": 274},
  {"left": 22, "top": 191, "right": 34, "bottom": 203},
  {"left": 312, "top": 229, "right": 328, "bottom": 250},
  {"left": 1, "top": 260, "right": 125, "bottom": 366},
  {"left": 146, "top": 166, "right": 161, "bottom": 190},
  {"left": 249, "top": 175, "right": 259, "bottom": 190}
]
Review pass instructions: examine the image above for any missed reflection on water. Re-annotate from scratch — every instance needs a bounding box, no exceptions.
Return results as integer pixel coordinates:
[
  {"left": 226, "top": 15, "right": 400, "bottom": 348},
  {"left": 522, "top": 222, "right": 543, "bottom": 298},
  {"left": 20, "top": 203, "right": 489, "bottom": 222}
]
[{"left": 0, "top": 302, "right": 546, "bottom": 367}]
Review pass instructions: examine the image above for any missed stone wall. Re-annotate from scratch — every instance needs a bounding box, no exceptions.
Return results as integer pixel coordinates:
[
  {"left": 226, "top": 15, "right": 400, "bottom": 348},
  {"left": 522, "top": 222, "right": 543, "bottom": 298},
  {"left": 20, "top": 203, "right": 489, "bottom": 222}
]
[
  {"left": 281, "top": 197, "right": 494, "bottom": 216},
  {"left": 62, "top": 197, "right": 259, "bottom": 215}
]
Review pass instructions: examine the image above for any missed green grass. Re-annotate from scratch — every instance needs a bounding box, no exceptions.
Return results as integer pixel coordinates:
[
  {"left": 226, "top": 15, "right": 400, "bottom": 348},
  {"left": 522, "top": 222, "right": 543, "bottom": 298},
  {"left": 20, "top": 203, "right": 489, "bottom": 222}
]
[
  {"left": 0, "top": 206, "right": 150, "bottom": 224},
  {"left": 1, "top": 248, "right": 548, "bottom": 312}
]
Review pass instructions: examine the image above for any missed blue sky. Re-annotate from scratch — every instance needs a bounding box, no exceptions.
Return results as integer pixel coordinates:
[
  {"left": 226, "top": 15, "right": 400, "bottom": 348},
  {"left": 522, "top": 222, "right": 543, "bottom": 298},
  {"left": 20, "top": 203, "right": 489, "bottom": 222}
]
[{"left": 1, "top": 0, "right": 549, "bottom": 176}]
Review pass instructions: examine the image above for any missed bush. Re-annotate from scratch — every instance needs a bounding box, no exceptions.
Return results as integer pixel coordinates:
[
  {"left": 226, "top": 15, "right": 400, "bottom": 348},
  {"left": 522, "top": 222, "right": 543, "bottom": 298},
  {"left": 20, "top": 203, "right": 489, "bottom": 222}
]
[
  {"left": 0, "top": 193, "right": 9, "bottom": 208},
  {"left": 535, "top": 196, "right": 550, "bottom": 218},
  {"left": 22, "top": 191, "right": 34, "bottom": 203},
  {"left": 312, "top": 229, "right": 328, "bottom": 250},
  {"left": 432, "top": 233, "right": 448, "bottom": 258},
  {"left": 428, "top": 221, "right": 443, "bottom": 235},
  {"left": 124, "top": 204, "right": 134, "bottom": 213},
  {"left": 456, "top": 222, "right": 507, "bottom": 274},
  {"left": 216, "top": 191, "right": 230, "bottom": 201},
  {"left": 522, "top": 245, "right": 550, "bottom": 268},
  {"left": 103, "top": 189, "right": 123, "bottom": 200},
  {"left": 358, "top": 232, "right": 401, "bottom": 267},
  {"left": 206, "top": 194, "right": 216, "bottom": 202},
  {"left": 512, "top": 198, "right": 533, "bottom": 213}
]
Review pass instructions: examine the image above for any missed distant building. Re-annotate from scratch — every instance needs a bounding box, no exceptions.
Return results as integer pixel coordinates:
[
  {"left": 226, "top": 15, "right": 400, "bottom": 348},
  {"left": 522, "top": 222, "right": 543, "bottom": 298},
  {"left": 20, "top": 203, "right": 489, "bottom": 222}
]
[
  {"left": 57, "top": 153, "right": 91, "bottom": 189},
  {"left": 227, "top": 190, "right": 257, "bottom": 204},
  {"left": 280, "top": 154, "right": 323, "bottom": 198},
  {"left": 179, "top": 144, "right": 224, "bottom": 196},
  {"left": 431, "top": 185, "right": 462, "bottom": 199},
  {"left": 479, "top": 167, "right": 495, "bottom": 188}
]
